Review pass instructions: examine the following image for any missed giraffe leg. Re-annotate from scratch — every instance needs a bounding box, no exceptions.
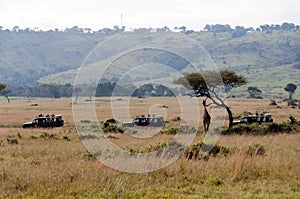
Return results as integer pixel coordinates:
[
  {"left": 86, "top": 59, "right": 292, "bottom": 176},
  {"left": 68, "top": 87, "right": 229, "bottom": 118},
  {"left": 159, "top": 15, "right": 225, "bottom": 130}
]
[{"left": 206, "top": 120, "right": 210, "bottom": 132}]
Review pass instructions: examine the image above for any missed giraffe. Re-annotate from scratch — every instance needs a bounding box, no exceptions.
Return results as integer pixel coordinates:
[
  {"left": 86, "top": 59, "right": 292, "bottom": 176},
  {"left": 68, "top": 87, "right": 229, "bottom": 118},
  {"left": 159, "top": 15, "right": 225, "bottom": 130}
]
[{"left": 202, "top": 98, "right": 211, "bottom": 133}]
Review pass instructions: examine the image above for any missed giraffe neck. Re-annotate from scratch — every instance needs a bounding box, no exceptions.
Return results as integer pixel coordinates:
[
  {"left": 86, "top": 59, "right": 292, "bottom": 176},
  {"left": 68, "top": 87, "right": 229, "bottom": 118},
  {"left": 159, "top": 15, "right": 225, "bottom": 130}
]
[{"left": 204, "top": 107, "right": 209, "bottom": 115}]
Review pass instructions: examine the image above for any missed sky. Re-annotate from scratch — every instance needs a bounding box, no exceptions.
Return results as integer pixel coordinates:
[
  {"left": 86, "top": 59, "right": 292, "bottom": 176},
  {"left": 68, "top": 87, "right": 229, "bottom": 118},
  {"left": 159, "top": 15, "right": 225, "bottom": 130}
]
[{"left": 0, "top": 0, "right": 299, "bottom": 31}]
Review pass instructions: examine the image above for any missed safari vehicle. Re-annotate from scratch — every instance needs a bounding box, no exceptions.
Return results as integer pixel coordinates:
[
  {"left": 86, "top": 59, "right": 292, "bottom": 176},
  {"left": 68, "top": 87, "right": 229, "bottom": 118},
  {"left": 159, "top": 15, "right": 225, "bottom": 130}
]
[
  {"left": 122, "top": 115, "right": 164, "bottom": 127},
  {"left": 233, "top": 112, "right": 273, "bottom": 125},
  {"left": 22, "top": 114, "right": 64, "bottom": 128}
]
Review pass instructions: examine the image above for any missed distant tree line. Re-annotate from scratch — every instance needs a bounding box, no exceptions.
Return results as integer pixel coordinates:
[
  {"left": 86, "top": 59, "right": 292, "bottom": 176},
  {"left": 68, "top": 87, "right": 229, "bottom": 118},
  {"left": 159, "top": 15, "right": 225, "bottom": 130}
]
[
  {"left": 9, "top": 82, "right": 176, "bottom": 98},
  {"left": 11, "top": 84, "right": 74, "bottom": 98},
  {"left": 1, "top": 22, "right": 298, "bottom": 36},
  {"left": 0, "top": 25, "right": 126, "bottom": 36},
  {"left": 203, "top": 22, "right": 299, "bottom": 33},
  {"left": 203, "top": 22, "right": 300, "bottom": 38}
]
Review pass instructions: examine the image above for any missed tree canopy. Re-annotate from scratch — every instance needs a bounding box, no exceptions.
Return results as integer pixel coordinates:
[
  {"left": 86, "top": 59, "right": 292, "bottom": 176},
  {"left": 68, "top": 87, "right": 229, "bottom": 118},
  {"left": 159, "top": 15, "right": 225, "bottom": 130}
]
[
  {"left": 0, "top": 83, "right": 5, "bottom": 92},
  {"left": 284, "top": 83, "right": 297, "bottom": 105},
  {"left": 174, "top": 70, "right": 247, "bottom": 99},
  {"left": 284, "top": 83, "right": 297, "bottom": 93}
]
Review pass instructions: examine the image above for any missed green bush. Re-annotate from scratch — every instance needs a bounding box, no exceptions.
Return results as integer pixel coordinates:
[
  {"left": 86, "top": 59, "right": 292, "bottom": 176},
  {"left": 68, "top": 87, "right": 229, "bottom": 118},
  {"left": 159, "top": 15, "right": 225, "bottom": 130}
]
[
  {"left": 102, "top": 123, "right": 124, "bottom": 133},
  {"left": 222, "top": 120, "right": 298, "bottom": 135},
  {"left": 160, "top": 126, "right": 197, "bottom": 135},
  {"left": 222, "top": 124, "right": 260, "bottom": 135},
  {"left": 264, "top": 123, "right": 293, "bottom": 133},
  {"left": 105, "top": 118, "right": 117, "bottom": 124}
]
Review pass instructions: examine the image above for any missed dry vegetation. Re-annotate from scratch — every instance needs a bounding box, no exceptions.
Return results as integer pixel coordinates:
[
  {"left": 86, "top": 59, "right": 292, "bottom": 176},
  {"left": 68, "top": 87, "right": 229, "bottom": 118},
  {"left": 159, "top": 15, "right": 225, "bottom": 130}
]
[{"left": 0, "top": 97, "right": 299, "bottom": 198}]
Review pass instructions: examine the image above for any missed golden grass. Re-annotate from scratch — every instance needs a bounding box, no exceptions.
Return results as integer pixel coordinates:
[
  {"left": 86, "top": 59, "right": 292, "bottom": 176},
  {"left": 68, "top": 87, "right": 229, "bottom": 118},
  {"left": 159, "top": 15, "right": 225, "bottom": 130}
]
[{"left": 0, "top": 97, "right": 299, "bottom": 198}]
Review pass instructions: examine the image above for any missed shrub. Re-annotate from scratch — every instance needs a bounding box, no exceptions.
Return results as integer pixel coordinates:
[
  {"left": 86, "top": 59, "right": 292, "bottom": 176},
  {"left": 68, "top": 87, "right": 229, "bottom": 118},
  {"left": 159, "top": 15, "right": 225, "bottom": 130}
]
[
  {"left": 160, "top": 127, "right": 178, "bottom": 135},
  {"left": 103, "top": 122, "right": 109, "bottom": 128},
  {"left": 264, "top": 123, "right": 293, "bottom": 133},
  {"left": 17, "top": 132, "right": 22, "bottom": 139},
  {"left": 235, "top": 111, "right": 253, "bottom": 119},
  {"left": 184, "top": 141, "right": 230, "bottom": 160},
  {"left": 179, "top": 126, "right": 197, "bottom": 134},
  {"left": 222, "top": 124, "right": 260, "bottom": 135},
  {"left": 63, "top": 136, "right": 70, "bottom": 141},
  {"left": 222, "top": 120, "right": 299, "bottom": 135},
  {"left": 40, "top": 132, "right": 59, "bottom": 140},
  {"left": 80, "top": 120, "right": 91, "bottom": 123},
  {"left": 269, "top": 100, "right": 277, "bottom": 106},
  {"left": 156, "top": 141, "right": 186, "bottom": 158},
  {"left": 6, "top": 138, "right": 18, "bottom": 145},
  {"left": 288, "top": 115, "right": 297, "bottom": 124},
  {"left": 102, "top": 123, "right": 124, "bottom": 133},
  {"left": 145, "top": 143, "right": 167, "bottom": 152},
  {"left": 172, "top": 116, "right": 181, "bottom": 121},
  {"left": 247, "top": 143, "right": 265, "bottom": 157},
  {"left": 292, "top": 62, "right": 300, "bottom": 69},
  {"left": 29, "top": 135, "right": 38, "bottom": 139},
  {"left": 80, "top": 134, "right": 99, "bottom": 140},
  {"left": 126, "top": 141, "right": 185, "bottom": 158},
  {"left": 160, "top": 126, "right": 197, "bottom": 135},
  {"left": 105, "top": 118, "right": 117, "bottom": 124},
  {"left": 82, "top": 150, "right": 94, "bottom": 159}
]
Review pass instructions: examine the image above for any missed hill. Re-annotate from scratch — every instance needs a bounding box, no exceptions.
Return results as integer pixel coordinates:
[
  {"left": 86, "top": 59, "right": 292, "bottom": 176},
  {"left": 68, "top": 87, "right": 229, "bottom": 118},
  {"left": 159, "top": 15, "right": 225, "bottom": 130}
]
[
  {"left": 0, "top": 28, "right": 110, "bottom": 86},
  {"left": 194, "top": 30, "right": 300, "bottom": 98},
  {"left": 1, "top": 25, "right": 300, "bottom": 98},
  {"left": 39, "top": 30, "right": 300, "bottom": 99}
]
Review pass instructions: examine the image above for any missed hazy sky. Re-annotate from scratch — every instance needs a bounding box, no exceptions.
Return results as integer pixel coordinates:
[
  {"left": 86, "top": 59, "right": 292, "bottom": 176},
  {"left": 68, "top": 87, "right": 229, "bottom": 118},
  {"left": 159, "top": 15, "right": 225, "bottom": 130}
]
[{"left": 0, "top": 0, "right": 299, "bottom": 30}]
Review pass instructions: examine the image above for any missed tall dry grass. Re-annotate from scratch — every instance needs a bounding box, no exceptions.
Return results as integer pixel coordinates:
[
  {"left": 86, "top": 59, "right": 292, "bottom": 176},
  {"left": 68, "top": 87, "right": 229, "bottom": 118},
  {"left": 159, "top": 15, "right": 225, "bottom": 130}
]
[{"left": 0, "top": 97, "right": 299, "bottom": 198}]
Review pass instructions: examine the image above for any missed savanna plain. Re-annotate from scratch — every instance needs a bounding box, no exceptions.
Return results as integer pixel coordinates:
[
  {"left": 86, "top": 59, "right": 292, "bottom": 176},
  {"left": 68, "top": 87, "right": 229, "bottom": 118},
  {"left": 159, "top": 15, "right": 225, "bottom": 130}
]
[{"left": 0, "top": 97, "right": 299, "bottom": 198}]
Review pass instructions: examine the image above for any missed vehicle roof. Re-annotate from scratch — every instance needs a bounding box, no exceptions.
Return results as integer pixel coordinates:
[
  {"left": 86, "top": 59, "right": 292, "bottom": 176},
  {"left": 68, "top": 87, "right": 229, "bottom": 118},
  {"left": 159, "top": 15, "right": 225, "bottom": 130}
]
[
  {"left": 134, "top": 116, "right": 163, "bottom": 119},
  {"left": 243, "top": 113, "right": 272, "bottom": 117},
  {"left": 36, "top": 114, "right": 62, "bottom": 119}
]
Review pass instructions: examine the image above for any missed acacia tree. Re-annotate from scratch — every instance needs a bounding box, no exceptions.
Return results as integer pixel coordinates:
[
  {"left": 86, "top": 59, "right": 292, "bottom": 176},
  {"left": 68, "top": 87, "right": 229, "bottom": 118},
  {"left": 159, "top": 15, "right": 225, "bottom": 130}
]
[
  {"left": 0, "top": 83, "right": 5, "bottom": 93},
  {"left": 0, "top": 83, "right": 11, "bottom": 103},
  {"left": 174, "top": 70, "right": 247, "bottom": 128},
  {"left": 247, "top": 86, "right": 262, "bottom": 98},
  {"left": 284, "top": 83, "right": 297, "bottom": 105}
]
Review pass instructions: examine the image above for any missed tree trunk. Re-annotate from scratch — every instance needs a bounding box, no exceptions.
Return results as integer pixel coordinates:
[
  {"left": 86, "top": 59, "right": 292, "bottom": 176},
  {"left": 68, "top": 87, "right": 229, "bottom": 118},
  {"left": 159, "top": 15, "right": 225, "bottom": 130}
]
[
  {"left": 289, "top": 91, "right": 294, "bottom": 105},
  {"left": 225, "top": 105, "right": 233, "bottom": 128},
  {"left": 74, "top": 95, "right": 78, "bottom": 104},
  {"left": 5, "top": 96, "right": 10, "bottom": 103},
  {"left": 208, "top": 96, "right": 234, "bottom": 129}
]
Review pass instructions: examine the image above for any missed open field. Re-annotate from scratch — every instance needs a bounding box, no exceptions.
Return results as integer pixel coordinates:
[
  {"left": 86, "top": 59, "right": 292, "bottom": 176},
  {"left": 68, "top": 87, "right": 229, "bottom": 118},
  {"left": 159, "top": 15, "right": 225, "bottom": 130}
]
[{"left": 0, "top": 97, "right": 299, "bottom": 198}]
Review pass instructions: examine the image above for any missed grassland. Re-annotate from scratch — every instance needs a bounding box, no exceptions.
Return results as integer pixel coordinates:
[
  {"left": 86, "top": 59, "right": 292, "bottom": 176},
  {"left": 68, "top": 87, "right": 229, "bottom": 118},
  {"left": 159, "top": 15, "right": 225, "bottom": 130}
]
[{"left": 0, "top": 97, "right": 299, "bottom": 198}]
